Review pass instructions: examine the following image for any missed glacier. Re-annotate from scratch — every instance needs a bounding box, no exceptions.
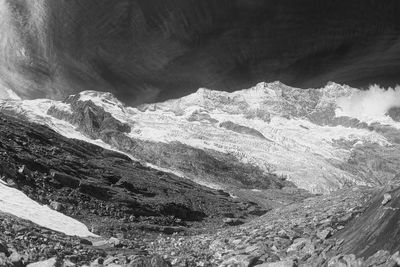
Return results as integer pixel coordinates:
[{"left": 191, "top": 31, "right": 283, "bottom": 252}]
[{"left": 1, "top": 81, "right": 400, "bottom": 194}]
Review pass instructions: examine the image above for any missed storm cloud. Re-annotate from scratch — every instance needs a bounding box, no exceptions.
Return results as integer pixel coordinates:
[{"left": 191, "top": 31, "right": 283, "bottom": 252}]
[{"left": 1, "top": 0, "right": 400, "bottom": 105}]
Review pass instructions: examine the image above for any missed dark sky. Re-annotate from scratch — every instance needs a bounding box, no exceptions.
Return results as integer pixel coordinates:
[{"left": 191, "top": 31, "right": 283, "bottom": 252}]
[{"left": 1, "top": 0, "right": 400, "bottom": 105}]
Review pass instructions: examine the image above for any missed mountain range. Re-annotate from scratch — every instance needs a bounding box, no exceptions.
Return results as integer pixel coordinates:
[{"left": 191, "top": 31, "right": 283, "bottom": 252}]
[{"left": 0, "top": 82, "right": 400, "bottom": 266}]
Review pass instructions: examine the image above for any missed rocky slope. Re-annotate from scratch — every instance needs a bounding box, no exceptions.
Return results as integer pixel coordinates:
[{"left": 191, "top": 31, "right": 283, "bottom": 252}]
[{"left": 147, "top": 186, "right": 400, "bottom": 266}]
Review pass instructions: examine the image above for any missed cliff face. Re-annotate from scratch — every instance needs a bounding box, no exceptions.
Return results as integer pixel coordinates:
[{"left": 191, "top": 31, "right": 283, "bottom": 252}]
[{"left": 1, "top": 0, "right": 400, "bottom": 104}]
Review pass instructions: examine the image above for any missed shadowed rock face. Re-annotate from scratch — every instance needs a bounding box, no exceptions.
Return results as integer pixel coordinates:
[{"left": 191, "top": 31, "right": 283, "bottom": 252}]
[
  {"left": 48, "top": 96, "right": 131, "bottom": 140},
  {"left": 2, "top": 0, "right": 400, "bottom": 104},
  {"left": 336, "top": 186, "right": 400, "bottom": 258}
]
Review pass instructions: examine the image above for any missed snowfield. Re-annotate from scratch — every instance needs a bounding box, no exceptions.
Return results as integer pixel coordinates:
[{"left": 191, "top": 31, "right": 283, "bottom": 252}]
[{"left": 0, "top": 181, "right": 96, "bottom": 237}]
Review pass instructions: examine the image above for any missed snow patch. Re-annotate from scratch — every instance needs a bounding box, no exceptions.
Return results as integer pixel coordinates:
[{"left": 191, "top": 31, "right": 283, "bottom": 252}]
[{"left": 0, "top": 183, "right": 96, "bottom": 237}]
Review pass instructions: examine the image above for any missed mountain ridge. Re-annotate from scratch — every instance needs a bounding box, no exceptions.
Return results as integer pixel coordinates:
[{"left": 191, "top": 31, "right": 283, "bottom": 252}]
[{"left": 1, "top": 81, "right": 400, "bottom": 195}]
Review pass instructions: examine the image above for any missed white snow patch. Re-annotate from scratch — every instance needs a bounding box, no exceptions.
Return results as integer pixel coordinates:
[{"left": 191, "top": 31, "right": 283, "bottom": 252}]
[{"left": 0, "top": 183, "right": 96, "bottom": 237}]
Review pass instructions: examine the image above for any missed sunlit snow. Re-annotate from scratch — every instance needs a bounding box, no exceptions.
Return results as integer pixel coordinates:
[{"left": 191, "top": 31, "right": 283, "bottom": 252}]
[{"left": 0, "top": 181, "right": 96, "bottom": 237}]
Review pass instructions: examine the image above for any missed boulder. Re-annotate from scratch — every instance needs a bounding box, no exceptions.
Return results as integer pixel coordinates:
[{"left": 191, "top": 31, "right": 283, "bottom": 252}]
[
  {"left": 108, "top": 237, "right": 122, "bottom": 247},
  {"left": 49, "top": 201, "right": 63, "bottom": 211},
  {"left": 8, "top": 251, "right": 23, "bottom": 267},
  {"left": 382, "top": 193, "right": 392, "bottom": 205},
  {"left": 317, "top": 227, "right": 333, "bottom": 240}
]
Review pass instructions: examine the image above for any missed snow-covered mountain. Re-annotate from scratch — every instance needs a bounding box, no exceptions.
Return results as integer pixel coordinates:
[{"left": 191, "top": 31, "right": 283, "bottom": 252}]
[{"left": 1, "top": 82, "right": 400, "bottom": 194}]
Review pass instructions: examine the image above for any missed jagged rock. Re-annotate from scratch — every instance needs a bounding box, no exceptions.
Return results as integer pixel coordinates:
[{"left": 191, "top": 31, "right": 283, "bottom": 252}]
[
  {"left": 108, "top": 237, "right": 122, "bottom": 248},
  {"left": 286, "top": 238, "right": 313, "bottom": 254},
  {"left": 382, "top": 193, "right": 392, "bottom": 205},
  {"left": 18, "top": 165, "right": 30, "bottom": 176},
  {"left": 8, "top": 251, "right": 23, "bottom": 267},
  {"left": 49, "top": 201, "right": 63, "bottom": 211},
  {"left": 317, "top": 227, "right": 333, "bottom": 240}
]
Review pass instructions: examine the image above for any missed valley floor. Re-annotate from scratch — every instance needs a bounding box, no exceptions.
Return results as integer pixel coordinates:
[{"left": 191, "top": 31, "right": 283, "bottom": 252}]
[{"left": 2, "top": 185, "right": 399, "bottom": 266}]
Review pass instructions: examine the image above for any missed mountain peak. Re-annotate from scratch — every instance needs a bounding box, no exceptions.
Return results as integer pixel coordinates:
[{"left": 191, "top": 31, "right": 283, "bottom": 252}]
[
  {"left": 62, "top": 90, "right": 127, "bottom": 117},
  {"left": 76, "top": 90, "right": 121, "bottom": 105}
]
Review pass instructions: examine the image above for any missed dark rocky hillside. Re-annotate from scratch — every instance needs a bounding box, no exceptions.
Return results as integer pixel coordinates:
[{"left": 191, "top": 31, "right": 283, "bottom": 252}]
[{"left": 0, "top": 112, "right": 269, "bottom": 237}]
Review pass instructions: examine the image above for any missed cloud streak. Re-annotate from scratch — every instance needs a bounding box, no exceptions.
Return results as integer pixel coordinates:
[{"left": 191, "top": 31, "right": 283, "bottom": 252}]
[{"left": 1, "top": 0, "right": 400, "bottom": 105}]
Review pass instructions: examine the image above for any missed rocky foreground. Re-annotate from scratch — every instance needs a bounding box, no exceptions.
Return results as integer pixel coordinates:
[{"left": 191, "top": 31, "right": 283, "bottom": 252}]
[{"left": 2, "top": 185, "right": 400, "bottom": 266}]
